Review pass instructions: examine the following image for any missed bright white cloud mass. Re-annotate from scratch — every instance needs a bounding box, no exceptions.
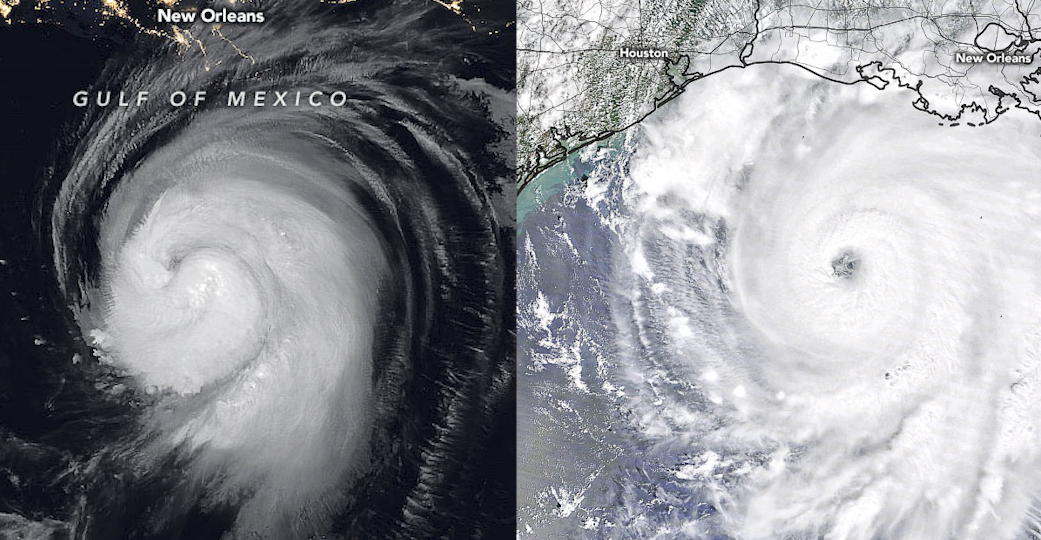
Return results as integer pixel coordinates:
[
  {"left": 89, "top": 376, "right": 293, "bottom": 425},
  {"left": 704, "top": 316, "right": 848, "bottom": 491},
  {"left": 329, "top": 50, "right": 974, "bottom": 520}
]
[
  {"left": 628, "top": 65, "right": 1041, "bottom": 540},
  {"left": 519, "top": 63, "right": 1041, "bottom": 540}
]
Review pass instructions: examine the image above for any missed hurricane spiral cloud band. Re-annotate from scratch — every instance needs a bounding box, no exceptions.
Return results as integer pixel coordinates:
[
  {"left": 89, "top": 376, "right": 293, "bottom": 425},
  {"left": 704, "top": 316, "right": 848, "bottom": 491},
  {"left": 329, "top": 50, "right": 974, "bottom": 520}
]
[
  {"left": 7, "top": 1, "right": 515, "bottom": 539},
  {"left": 518, "top": 65, "right": 1041, "bottom": 540}
]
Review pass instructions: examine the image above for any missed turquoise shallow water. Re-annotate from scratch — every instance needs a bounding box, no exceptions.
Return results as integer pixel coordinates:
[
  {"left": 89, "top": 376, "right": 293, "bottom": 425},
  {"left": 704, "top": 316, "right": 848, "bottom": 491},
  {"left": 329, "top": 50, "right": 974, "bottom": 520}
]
[
  {"left": 515, "top": 128, "right": 729, "bottom": 539},
  {"left": 518, "top": 134, "right": 627, "bottom": 230},
  {"left": 518, "top": 159, "right": 571, "bottom": 230}
]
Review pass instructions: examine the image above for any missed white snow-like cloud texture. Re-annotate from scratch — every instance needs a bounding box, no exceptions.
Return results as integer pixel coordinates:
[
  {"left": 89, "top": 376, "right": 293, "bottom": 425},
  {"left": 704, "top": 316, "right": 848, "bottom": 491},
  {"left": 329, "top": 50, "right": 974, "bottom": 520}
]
[
  {"left": 617, "top": 66, "right": 1041, "bottom": 540},
  {"left": 44, "top": 2, "right": 514, "bottom": 538}
]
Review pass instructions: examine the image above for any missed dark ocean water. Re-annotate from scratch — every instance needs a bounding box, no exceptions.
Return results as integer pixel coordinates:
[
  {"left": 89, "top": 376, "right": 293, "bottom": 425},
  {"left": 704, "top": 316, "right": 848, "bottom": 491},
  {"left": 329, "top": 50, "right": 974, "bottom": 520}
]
[{"left": 0, "top": 2, "right": 515, "bottom": 539}]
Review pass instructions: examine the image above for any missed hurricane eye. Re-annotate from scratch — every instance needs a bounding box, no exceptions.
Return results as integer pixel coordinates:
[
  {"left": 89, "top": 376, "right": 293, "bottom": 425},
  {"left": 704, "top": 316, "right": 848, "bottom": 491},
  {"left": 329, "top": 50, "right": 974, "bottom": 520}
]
[
  {"left": 831, "top": 251, "right": 859, "bottom": 278},
  {"left": 518, "top": 61, "right": 1041, "bottom": 540}
]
